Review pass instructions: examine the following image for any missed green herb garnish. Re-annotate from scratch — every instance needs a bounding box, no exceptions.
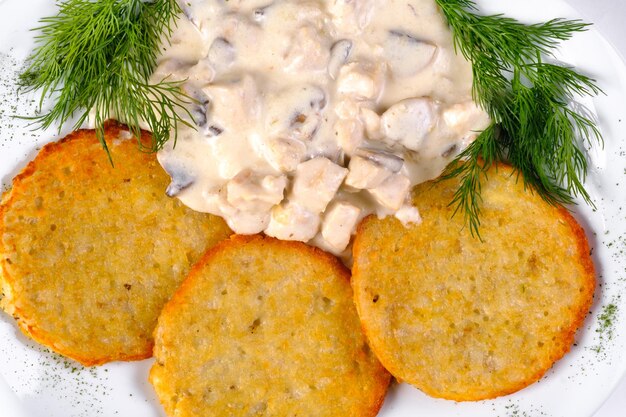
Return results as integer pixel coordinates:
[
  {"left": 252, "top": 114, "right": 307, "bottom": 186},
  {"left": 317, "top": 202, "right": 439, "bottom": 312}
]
[
  {"left": 19, "top": 0, "right": 192, "bottom": 158},
  {"left": 435, "top": 0, "right": 602, "bottom": 237},
  {"left": 591, "top": 300, "right": 619, "bottom": 354}
]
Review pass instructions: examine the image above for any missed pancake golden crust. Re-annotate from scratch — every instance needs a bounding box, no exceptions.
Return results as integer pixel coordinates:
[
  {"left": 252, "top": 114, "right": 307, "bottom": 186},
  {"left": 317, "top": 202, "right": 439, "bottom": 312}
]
[
  {"left": 352, "top": 163, "right": 595, "bottom": 401},
  {"left": 0, "top": 122, "right": 232, "bottom": 366},
  {"left": 150, "top": 234, "right": 390, "bottom": 417}
]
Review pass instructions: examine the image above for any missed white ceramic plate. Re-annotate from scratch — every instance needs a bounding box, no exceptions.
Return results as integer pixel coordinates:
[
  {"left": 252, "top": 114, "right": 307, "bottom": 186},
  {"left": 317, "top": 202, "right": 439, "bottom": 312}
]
[{"left": 1, "top": 1, "right": 625, "bottom": 416}]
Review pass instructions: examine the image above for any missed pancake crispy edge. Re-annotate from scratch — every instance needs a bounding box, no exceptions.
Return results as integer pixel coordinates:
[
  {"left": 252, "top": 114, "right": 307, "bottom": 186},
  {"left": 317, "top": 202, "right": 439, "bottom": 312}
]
[
  {"left": 150, "top": 234, "right": 391, "bottom": 417},
  {"left": 0, "top": 122, "right": 232, "bottom": 366},
  {"left": 352, "top": 163, "right": 595, "bottom": 401}
]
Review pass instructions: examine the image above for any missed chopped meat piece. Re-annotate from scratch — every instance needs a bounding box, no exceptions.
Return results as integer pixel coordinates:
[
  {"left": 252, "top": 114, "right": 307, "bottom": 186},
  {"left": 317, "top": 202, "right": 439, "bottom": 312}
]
[
  {"left": 226, "top": 169, "right": 287, "bottom": 212},
  {"left": 360, "top": 107, "right": 383, "bottom": 140},
  {"left": 291, "top": 157, "right": 348, "bottom": 213},
  {"left": 337, "top": 62, "right": 385, "bottom": 100},
  {"left": 369, "top": 173, "right": 411, "bottom": 211},
  {"left": 381, "top": 98, "right": 437, "bottom": 151},
  {"left": 265, "top": 202, "right": 320, "bottom": 242},
  {"left": 321, "top": 201, "right": 361, "bottom": 252},
  {"left": 262, "top": 137, "right": 307, "bottom": 172},
  {"left": 394, "top": 205, "right": 422, "bottom": 226},
  {"left": 443, "top": 101, "right": 491, "bottom": 138},
  {"left": 203, "top": 76, "right": 260, "bottom": 129},
  {"left": 285, "top": 25, "right": 331, "bottom": 71},
  {"left": 334, "top": 119, "right": 364, "bottom": 153},
  {"left": 345, "top": 156, "right": 393, "bottom": 190},
  {"left": 328, "top": 0, "right": 375, "bottom": 32}
]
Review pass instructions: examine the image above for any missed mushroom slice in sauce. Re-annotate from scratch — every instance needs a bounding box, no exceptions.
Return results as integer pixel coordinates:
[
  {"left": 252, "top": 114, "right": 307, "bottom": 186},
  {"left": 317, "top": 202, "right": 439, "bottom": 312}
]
[
  {"left": 384, "top": 31, "right": 437, "bottom": 77},
  {"left": 183, "top": 87, "right": 211, "bottom": 128},
  {"left": 190, "top": 107, "right": 208, "bottom": 128},
  {"left": 208, "top": 37, "right": 236, "bottom": 72},
  {"left": 162, "top": 163, "right": 196, "bottom": 198},
  {"left": 184, "top": 91, "right": 225, "bottom": 136},
  {"left": 252, "top": 3, "right": 273, "bottom": 22},
  {"left": 381, "top": 98, "right": 437, "bottom": 151},
  {"left": 180, "top": 2, "right": 201, "bottom": 30},
  {"left": 354, "top": 148, "right": 404, "bottom": 173},
  {"left": 441, "top": 144, "right": 458, "bottom": 158},
  {"left": 328, "top": 39, "right": 353, "bottom": 79},
  {"left": 266, "top": 85, "right": 326, "bottom": 141},
  {"left": 206, "top": 125, "right": 223, "bottom": 137},
  {"left": 178, "top": 0, "right": 224, "bottom": 33}
]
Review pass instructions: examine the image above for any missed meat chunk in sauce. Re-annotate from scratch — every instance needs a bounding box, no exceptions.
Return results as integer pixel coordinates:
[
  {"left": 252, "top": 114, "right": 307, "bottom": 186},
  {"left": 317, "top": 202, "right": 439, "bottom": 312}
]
[{"left": 291, "top": 157, "right": 348, "bottom": 214}]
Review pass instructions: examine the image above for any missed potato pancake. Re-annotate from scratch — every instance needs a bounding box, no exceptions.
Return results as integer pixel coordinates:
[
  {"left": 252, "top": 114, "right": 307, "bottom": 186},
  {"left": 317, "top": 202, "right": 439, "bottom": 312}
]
[
  {"left": 352, "top": 163, "right": 595, "bottom": 401},
  {"left": 150, "top": 234, "right": 390, "bottom": 417},
  {"left": 0, "top": 123, "right": 232, "bottom": 366}
]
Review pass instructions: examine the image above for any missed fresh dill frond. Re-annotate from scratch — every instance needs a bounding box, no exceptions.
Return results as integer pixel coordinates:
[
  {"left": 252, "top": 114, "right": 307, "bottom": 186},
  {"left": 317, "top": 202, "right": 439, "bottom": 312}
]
[
  {"left": 19, "top": 0, "right": 193, "bottom": 158},
  {"left": 442, "top": 123, "right": 501, "bottom": 237},
  {"left": 435, "top": 0, "right": 603, "bottom": 238}
]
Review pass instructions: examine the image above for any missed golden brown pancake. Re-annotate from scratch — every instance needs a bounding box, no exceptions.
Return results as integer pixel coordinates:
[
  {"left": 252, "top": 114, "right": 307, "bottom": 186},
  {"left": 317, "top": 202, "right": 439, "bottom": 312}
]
[
  {"left": 150, "top": 234, "right": 390, "bottom": 417},
  {"left": 352, "top": 163, "right": 595, "bottom": 401},
  {"left": 0, "top": 122, "right": 232, "bottom": 365}
]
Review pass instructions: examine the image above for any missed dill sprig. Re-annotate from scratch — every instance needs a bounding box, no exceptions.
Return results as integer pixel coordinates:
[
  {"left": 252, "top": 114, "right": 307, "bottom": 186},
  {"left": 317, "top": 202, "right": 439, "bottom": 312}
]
[
  {"left": 19, "top": 0, "right": 192, "bottom": 158},
  {"left": 435, "top": 0, "right": 603, "bottom": 238}
]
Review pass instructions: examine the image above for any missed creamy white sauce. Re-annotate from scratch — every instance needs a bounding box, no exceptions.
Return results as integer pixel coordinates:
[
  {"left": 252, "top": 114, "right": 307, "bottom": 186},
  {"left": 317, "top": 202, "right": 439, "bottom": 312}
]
[{"left": 153, "top": 0, "right": 490, "bottom": 256}]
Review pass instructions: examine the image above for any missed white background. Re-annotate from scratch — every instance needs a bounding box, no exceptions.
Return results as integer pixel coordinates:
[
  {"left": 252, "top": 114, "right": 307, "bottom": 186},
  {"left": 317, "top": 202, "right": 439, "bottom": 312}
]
[
  {"left": 0, "top": 1, "right": 623, "bottom": 416},
  {"left": 568, "top": 1, "right": 626, "bottom": 416}
]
